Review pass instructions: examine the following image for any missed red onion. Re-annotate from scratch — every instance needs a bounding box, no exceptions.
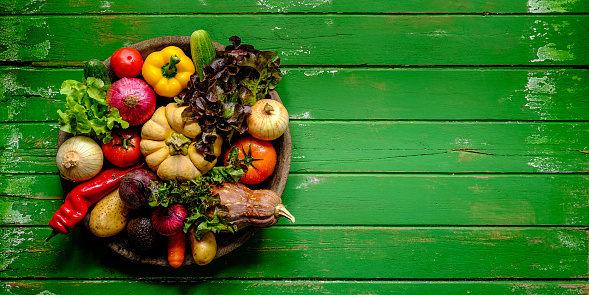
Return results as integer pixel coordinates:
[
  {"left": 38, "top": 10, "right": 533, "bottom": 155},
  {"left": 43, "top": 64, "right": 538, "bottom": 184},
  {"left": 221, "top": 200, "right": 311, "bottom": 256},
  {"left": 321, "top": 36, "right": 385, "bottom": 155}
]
[
  {"left": 106, "top": 77, "right": 156, "bottom": 126},
  {"left": 151, "top": 204, "right": 188, "bottom": 236}
]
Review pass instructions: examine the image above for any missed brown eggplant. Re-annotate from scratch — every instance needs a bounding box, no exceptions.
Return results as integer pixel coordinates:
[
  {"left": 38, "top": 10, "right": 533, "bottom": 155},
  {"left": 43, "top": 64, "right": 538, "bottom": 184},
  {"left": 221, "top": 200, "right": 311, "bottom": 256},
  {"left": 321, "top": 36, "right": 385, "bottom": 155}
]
[{"left": 212, "top": 183, "right": 295, "bottom": 230}]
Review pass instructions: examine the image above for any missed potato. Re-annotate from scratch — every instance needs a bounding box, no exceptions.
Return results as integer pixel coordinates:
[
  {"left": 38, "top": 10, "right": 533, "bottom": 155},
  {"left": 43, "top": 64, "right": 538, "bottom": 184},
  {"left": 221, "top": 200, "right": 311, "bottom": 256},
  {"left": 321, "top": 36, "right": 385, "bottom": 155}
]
[
  {"left": 89, "top": 189, "right": 129, "bottom": 237},
  {"left": 188, "top": 228, "right": 217, "bottom": 265}
]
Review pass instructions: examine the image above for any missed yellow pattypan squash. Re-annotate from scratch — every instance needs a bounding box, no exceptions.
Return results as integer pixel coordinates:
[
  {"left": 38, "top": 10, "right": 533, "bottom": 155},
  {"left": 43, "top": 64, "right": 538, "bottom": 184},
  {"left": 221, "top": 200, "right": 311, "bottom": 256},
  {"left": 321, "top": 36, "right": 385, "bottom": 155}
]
[{"left": 140, "top": 102, "right": 222, "bottom": 181}]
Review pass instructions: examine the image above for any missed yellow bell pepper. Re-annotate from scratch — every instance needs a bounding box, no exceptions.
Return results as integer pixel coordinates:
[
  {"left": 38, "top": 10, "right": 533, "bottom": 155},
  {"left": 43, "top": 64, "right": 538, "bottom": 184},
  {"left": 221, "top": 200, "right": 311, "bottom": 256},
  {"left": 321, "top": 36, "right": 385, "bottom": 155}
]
[{"left": 142, "top": 46, "right": 195, "bottom": 98}]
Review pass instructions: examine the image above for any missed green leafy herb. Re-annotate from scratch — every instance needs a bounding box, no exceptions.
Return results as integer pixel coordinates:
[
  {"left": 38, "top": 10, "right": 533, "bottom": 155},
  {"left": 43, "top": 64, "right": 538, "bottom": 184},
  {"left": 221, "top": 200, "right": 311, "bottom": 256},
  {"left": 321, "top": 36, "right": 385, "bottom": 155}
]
[
  {"left": 57, "top": 77, "right": 129, "bottom": 144},
  {"left": 148, "top": 147, "right": 247, "bottom": 239}
]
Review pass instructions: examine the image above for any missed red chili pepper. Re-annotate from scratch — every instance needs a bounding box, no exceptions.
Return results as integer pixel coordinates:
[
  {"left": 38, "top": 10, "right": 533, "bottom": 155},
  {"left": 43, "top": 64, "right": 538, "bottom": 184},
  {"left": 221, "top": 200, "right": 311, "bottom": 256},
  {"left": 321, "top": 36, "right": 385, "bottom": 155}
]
[{"left": 46, "top": 163, "right": 146, "bottom": 241}]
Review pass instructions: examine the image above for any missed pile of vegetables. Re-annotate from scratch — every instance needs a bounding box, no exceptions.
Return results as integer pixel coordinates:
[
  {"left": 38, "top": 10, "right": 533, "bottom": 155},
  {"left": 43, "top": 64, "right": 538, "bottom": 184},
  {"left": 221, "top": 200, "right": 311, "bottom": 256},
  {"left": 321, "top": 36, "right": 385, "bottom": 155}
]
[{"left": 47, "top": 30, "right": 295, "bottom": 268}]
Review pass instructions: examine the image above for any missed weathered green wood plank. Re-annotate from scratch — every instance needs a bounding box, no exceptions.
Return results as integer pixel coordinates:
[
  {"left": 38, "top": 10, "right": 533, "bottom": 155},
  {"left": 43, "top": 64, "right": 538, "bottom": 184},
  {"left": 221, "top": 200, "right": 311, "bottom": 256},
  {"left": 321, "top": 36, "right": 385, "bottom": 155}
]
[
  {"left": 0, "top": 197, "right": 61, "bottom": 225},
  {"left": 3, "top": 174, "right": 588, "bottom": 226},
  {"left": 3, "top": 280, "right": 589, "bottom": 295},
  {"left": 290, "top": 121, "right": 589, "bottom": 173},
  {"left": 1, "top": 15, "right": 587, "bottom": 66},
  {"left": 0, "top": 174, "right": 62, "bottom": 198},
  {"left": 4, "top": 122, "right": 588, "bottom": 173},
  {"left": 0, "top": 123, "right": 59, "bottom": 174},
  {"left": 0, "top": 67, "right": 76, "bottom": 123},
  {"left": 4, "top": 67, "right": 589, "bottom": 122},
  {"left": 1, "top": 149, "right": 56, "bottom": 174},
  {"left": 282, "top": 174, "right": 589, "bottom": 226},
  {"left": 2, "top": 0, "right": 589, "bottom": 14},
  {"left": 282, "top": 68, "right": 589, "bottom": 121},
  {"left": 1, "top": 226, "right": 587, "bottom": 279},
  {"left": 0, "top": 123, "right": 59, "bottom": 150}
]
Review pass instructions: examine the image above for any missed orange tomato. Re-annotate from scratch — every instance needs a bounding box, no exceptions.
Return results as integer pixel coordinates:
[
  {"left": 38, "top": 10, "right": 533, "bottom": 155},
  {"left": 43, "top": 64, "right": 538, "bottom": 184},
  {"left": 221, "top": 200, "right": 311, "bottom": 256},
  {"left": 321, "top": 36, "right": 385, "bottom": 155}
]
[{"left": 224, "top": 136, "right": 277, "bottom": 185}]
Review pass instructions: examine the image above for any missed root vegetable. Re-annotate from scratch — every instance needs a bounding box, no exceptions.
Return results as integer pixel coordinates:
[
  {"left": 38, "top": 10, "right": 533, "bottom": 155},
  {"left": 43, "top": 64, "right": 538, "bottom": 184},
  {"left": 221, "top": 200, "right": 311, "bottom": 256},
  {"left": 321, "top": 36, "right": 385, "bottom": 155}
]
[
  {"left": 89, "top": 189, "right": 129, "bottom": 237},
  {"left": 119, "top": 167, "right": 158, "bottom": 211},
  {"left": 188, "top": 226, "right": 216, "bottom": 266},
  {"left": 168, "top": 231, "right": 186, "bottom": 268}
]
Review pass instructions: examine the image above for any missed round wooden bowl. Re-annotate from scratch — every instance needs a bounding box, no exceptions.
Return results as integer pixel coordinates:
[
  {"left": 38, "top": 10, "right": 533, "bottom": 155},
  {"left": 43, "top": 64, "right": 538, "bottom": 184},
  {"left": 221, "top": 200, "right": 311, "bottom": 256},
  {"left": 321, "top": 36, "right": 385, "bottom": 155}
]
[{"left": 57, "top": 36, "right": 291, "bottom": 266}]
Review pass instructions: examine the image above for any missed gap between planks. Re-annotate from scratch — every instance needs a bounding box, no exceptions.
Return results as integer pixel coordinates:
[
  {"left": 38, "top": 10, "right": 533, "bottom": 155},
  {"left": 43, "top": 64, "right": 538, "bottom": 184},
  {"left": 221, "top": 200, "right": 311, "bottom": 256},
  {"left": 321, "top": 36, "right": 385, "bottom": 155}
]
[{"left": 3, "top": 12, "right": 589, "bottom": 16}]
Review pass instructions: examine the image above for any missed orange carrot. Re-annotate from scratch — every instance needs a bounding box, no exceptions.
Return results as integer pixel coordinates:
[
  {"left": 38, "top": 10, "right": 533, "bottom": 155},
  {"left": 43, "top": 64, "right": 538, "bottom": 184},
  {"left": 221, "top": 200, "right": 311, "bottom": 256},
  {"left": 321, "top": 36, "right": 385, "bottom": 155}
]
[{"left": 168, "top": 231, "right": 186, "bottom": 268}]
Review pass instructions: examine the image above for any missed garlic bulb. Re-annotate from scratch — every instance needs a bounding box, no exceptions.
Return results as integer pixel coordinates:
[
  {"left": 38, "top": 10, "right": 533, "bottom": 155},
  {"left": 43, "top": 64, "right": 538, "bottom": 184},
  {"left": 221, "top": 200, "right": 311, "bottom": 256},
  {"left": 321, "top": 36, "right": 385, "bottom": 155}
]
[
  {"left": 56, "top": 136, "right": 104, "bottom": 182},
  {"left": 247, "top": 99, "right": 289, "bottom": 141}
]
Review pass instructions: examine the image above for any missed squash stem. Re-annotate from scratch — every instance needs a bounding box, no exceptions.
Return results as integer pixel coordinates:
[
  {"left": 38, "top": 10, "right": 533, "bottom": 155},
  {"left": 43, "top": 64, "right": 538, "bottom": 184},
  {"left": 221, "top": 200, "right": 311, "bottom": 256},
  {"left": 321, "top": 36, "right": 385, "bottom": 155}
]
[
  {"left": 275, "top": 204, "right": 295, "bottom": 223},
  {"left": 166, "top": 132, "right": 192, "bottom": 156}
]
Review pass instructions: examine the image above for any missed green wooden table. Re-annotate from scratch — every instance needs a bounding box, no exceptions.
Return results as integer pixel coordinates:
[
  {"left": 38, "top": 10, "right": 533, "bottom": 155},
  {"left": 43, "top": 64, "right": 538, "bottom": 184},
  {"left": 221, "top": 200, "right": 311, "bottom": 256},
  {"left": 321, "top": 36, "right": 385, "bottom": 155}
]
[{"left": 1, "top": 1, "right": 589, "bottom": 294}]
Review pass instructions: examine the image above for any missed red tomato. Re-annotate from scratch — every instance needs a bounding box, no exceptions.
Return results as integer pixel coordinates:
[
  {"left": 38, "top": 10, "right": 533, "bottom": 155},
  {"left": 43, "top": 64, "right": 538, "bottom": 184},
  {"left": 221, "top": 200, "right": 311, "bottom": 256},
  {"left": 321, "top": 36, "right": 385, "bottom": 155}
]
[
  {"left": 224, "top": 136, "right": 277, "bottom": 185},
  {"left": 110, "top": 47, "right": 143, "bottom": 78},
  {"left": 101, "top": 128, "right": 142, "bottom": 167}
]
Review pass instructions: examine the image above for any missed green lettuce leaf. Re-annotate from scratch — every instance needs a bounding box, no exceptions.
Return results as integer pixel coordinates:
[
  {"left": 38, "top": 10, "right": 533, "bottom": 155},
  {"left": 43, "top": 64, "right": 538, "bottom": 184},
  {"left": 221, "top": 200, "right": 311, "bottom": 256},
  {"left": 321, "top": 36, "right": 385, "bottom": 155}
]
[{"left": 57, "top": 77, "right": 129, "bottom": 143}]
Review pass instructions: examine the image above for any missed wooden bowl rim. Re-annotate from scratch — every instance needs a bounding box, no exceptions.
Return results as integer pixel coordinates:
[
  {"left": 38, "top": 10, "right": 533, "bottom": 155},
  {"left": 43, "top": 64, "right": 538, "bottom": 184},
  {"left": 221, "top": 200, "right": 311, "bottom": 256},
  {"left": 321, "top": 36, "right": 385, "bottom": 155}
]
[{"left": 57, "top": 36, "right": 292, "bottom": 266}]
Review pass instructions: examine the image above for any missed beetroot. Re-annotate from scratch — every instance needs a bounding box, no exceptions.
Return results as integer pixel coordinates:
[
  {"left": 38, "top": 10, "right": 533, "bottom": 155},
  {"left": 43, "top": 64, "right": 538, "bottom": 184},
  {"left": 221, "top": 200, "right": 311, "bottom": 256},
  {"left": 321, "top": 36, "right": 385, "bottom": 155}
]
[
  {"left": 151, "top": 204, "right": 188, "bottom": 236},
  {"left": 119, "top": 168, "right": 159, "bottom": 211}
]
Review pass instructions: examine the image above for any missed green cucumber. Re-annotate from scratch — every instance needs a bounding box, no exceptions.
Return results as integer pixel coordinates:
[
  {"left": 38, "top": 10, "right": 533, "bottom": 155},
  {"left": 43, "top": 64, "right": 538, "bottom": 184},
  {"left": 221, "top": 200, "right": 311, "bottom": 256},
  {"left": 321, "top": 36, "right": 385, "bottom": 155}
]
[
  {"left": 84, "top": 59, "right": 111, "bottom": 85},
  {"left": 190, "top": 30, "right": 217, "bottom": 81}
]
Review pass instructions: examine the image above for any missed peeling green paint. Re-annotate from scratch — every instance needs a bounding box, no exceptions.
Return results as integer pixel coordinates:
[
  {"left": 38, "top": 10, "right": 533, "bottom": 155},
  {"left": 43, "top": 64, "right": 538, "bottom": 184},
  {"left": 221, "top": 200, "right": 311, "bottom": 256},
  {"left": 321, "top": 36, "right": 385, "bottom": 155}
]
[
  {"left": 527, "top": 0, "right": 580, "bottom": 13},
  {"left": 524, "top": 71, "right": 560, "bottom": 120},
  {"left": 256, "top": 0, "right": 333, "bottom": 12},
  {"left": 532, "top": 43, "right": 575, "bottom": 62},
  {"left": 0, "top": 202, "right": 33, "bottom": 225},
  {"left": 0, "top": 17, "right": 50, "bottom": 61},
  {"left": 0, "top": 125, "right": 23, "bottom": 176},
  {"left": 0, "top": 175, "right": 37, "bottom": 197},
  {"left": 0, "top": 0, "right": 47, "bottom": 14},
  {"left": 0, "top": 229, "right": 33, "bottom": 271},
  {"left": 0, "top": 69, "right": 60, "bottom": 102},
  {"left": 0, "top": 69, "right": 62, "bottom": 122}
]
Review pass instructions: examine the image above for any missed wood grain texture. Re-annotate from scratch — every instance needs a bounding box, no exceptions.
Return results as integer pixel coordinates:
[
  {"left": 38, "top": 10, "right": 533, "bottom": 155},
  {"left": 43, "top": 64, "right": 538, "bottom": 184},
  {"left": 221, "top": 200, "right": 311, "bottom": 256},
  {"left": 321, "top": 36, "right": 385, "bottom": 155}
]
[
  {"left": 1, "top": 15, "right": 587, "bottom": 66},
  {"left": 3, "top": 67, "right": 589, "bottom": 122},
  {"left": 2, "top": 280, "right": 589, "bottom": 295},
  {"left": 3, "top": 174, "right": 588, "bottom": 226},
  {"left": 1, "top": 226, "right": 587, "bottom": 279},
  {"left": 2, "top": 0, "right": 589, "bottom": 14}
]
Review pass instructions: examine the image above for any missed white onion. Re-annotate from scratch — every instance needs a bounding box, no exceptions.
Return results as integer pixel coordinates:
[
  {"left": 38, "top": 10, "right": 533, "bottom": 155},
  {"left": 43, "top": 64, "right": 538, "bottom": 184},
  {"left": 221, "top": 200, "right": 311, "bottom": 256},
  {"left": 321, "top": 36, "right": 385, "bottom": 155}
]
[
  {"left": 247, "top": 99, "right": 289, "bottom": 141},
  {"left": 56, "top": 136, "right": 103, "bottom": 182}
]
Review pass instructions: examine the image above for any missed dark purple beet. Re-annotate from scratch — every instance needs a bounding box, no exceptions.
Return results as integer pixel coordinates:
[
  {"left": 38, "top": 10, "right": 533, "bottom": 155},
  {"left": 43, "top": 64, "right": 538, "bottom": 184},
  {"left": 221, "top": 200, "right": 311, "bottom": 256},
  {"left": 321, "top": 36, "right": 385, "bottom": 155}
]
[{"left": 119, "top": 168, "right": 159, "bottom": 211}]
